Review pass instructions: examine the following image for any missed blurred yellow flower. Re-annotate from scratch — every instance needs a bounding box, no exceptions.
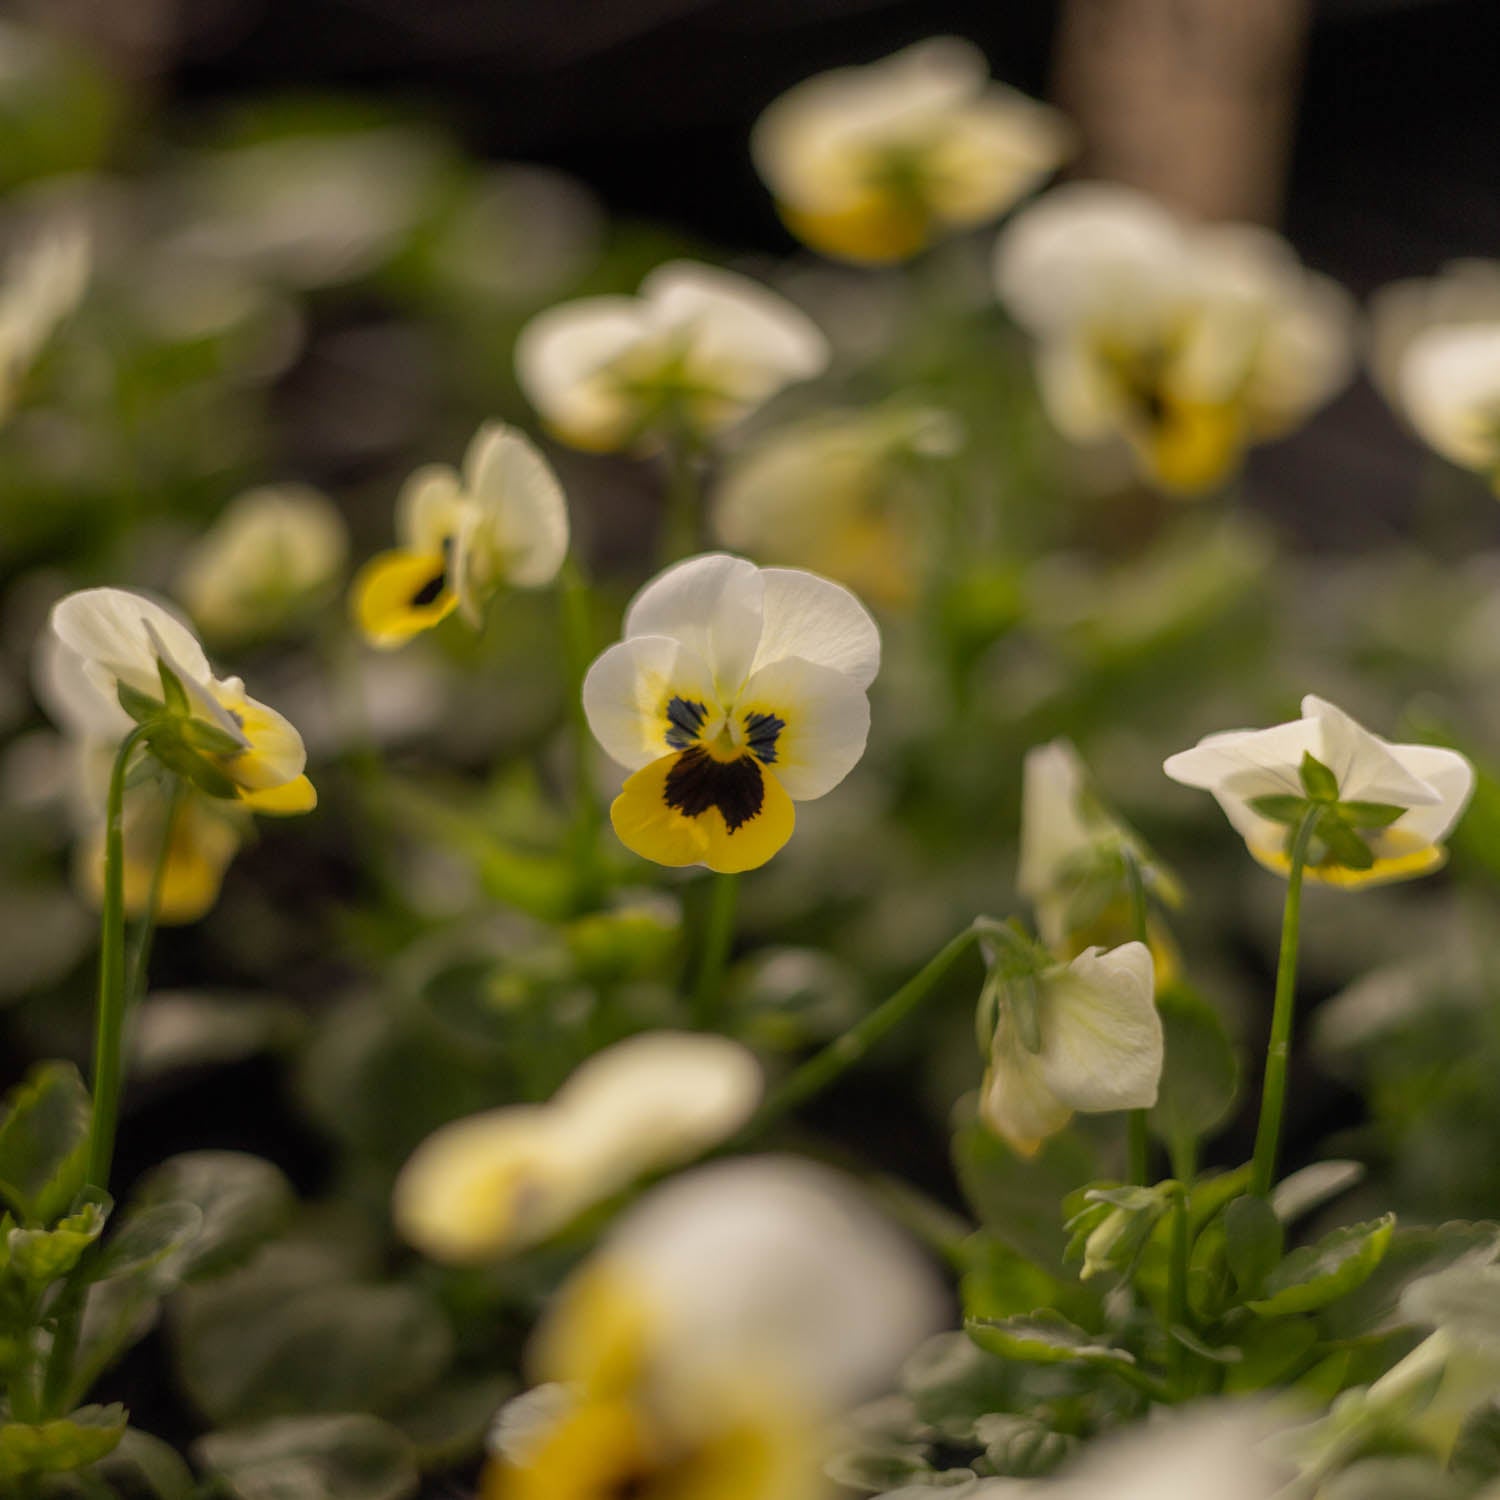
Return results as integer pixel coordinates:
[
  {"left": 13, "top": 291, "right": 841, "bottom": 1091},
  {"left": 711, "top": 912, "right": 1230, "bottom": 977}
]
[
  {"left": 751, "top": 38, "right": 1070, "bottom": 266},
  {"left": 583, "top": 554, "right": 879, "bottom": 873},
  {"left": 515, "top": 261, "right": 829, "bottom": 453},
  {"left": 0, "top": 212, "right": 90, "bottom": 423},
  {"left": 351, "top": 421, "right": 570, "bottom": 649},
  {"left": 996, "top": 182, "right": 1354, "bottom": 495},
  {"left": 393, "top": 1031, "right": 763, "bottom": 1263},
  {"left": 177, "top": 484, "right": 348, "bottom": 644},
  {"left": 712, "top": 405, "right": 961, "bottom": 610}
]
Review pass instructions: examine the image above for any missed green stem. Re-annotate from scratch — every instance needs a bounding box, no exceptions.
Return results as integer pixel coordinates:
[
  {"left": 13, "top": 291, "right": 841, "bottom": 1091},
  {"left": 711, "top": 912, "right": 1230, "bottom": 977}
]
[
  {"left": 1249, "top": 808, "right": 1320, "bottom": 1199},
  {"left": 558, "top": 555, "right": 601, "bottom": 908},
  {"left": 125, "top": 777, "right": 183, "bottom": 1005},
  {"left": 1167, "top": 1135, "right": 1197, "bottom": 1393},
  {"left": 1122, "top": 849, "right": 1153, "bottom": 1186},
  {"left": 691, "top": 872, "right": 738, "bottom": 1027},
  {"left": 660, "top": 434, "right": 703, "bottom": 566},
  {"left": 86, "top": 726, "right": 150, "bottom": 1194}
]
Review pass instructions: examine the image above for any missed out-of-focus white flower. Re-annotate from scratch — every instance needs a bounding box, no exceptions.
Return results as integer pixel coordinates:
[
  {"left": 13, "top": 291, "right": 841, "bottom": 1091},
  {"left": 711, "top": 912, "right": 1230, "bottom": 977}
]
[
  {"left": 1397, "top": 323, "right": 1500, "bottom": 490},
  {"left": 1163, "top": 694, "right": 1473, "bottom": 888},
  {"left": 712, "top": 405, "right": 961, "bottom": 609},
  {"left": 177, "top": 484, "right": 348, "bottom": 643},
  {"left": 351, "top": 421, "right": 569, "bottom": 649},
  {"left": 751, "top": 38, "right": 1071, "bottom": 266},
  {"left": 1367, "top": 258, "right": 1500, "bottom": 408},
  {"left": 980, "top": 941, "right": 1160, "bottom": 1156},
  {"left": 995, "top": 182, "right": 1354, "bottom": 495},
  {"left": 393, "top": 1032, "right": 763, "bottom": 1263},
  {"left": 485, "top": 1157, "right": 944, "bottom": 1500},
  {"left": 515, "top": 261, "right": 829, "bottom": 453},
  {"left": 583, "top": 553, "right": 879, "bottom": 873},
  {"left": 0, "top": 213, "right": 90, "bottom": 421}
]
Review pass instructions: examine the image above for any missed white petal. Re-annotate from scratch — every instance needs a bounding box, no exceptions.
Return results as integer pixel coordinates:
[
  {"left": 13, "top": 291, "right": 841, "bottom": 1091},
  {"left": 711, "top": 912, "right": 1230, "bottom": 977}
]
[
  {"left": 1399, "top": 322, "right": 1500, "bottom": 472},
  {"left": 980, "top": 1036, "right": 1074, "bottom": 1154},
  {"left": 1301, "top": 696, "right": 1442, "bottom": 809},
  {"left": 1035, "top": 336, "right": 1122, "bottom": 441},
  {"left": 50, "top": 588, "right": 213, "bottom": 701},
  {"left": 747, "top": 567, "right": 881, "bottom": 688},
  {"left": 459, "top": 421, "right": 570, "bottom": 594},
  {"left": 1380, "top": 743, "right": 1474, "bottom": 844},
  {"left": 1017, "top": 739, "right": 1096, "bottom": 904},
  {"left": 394, "top": 463, "right": 466, "bottom": 553},
  {"left": 582, "top": 634, "right": 718, "bottom": 771},
  {"left": 33, "top": 632, "right": 130, "bottom": 742},
  {"left": 624, "top": 553, "right": 765, "bottom": 696},
  {"left": 925, "top": 86, "right": 1071, "bottom": 226},
  {"left": 736, "top": 654, "right": 871, "bottom": 800},
  {"left": 1037, "top": 943, "right": 1162, "bottom": 1113},
  {"left": 514, "top": 295, "right": 647, "bottom": 447}
]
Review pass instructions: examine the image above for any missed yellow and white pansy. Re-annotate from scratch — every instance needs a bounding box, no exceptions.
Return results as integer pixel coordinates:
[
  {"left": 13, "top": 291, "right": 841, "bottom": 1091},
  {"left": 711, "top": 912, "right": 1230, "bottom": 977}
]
[
  {"left": 583, "top": 553, "right": 879, "bottom": 873},
  {"left": 1163, "top": 694, "right": 1474, "bottom": 888},
  {"left": 47, "top": 587, "right": 316, "bottom": 816},
  {"left": 514, "top": 260, "right": 830, "bottom": 453},
  {"left": 750, "top": 38, "right": 1071, "bottom": 266},
  {"left": 980, "top": 941, "right": 1161, "bottom": 1157},
  {"left": 1396, "top": 321, "right": 1500, "bottom": 492},
  {"left": 711, "top": 405, "right": 962, "bottom": 610},
  {"left": 393, "top": 1031, "right": 763, "bottom": 1263},
  {"left": 352, "top": 420, "right": 570, "bottom": 648},
  {"left": 177, "top": 484, "right": 348, "bottom": 643},
  {"left": 482, "top": 1157, "right": 943, "bottom": 1500},
  {"left": 1367, "top": 258, "right": 1500, "bottom": 411},
  {"left": 994, "top": 182, "right": 1354, "bottom": 494},
  {"left": 0, "top": 211, "right": 90, "bottom": 422}
]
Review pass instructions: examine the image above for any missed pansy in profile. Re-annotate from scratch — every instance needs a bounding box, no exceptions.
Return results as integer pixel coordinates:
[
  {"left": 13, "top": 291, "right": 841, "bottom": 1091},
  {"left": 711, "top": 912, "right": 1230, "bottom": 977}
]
[
  {"left": 995, "top": 182, "right": 1354, "bottom": 494},
  {"left": 352, "top": 420, "right": 570, "bottom": 649},
  {"left": 515, "top": 260, "right": 829, "bottom": 454},
  {"left": 751, "top": 38, "right": 1071, "bottom": 266},
  {"left": 394, "top": 1031, "right": 763, "bottom": 1263},
  {"left": 1394, "top": 321, "right": 1500, "bottom": 493},
  {"left": 1163, "top": 694, "right": 1474, "bottom": 888},
  {"left": 582, "top": 553, "right": 879, "bottom": 873}
]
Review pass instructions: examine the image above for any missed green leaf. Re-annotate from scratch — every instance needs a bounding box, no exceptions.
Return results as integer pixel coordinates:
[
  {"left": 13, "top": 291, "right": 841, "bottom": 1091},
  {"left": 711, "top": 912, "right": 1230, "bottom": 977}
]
[
  {"left": 1221, "top": 1317, "right": 1319, "bottom": 1393},
  {"left": 194, "top": 1415, "right": 418, "bottom": 1500},
  {"left": 1247, "top": 794, "right": 1310, "bottom": 825},
  {"left": 1300, "top": 752, "right": 1340, "bottom": 802},
  {"left": 4, "top": 1195, "right": 109, "bottom": 1287},
  {"left": 899, "top": 1333, "right": 1019, "bottom": 1438},
  {"left": 972, "top": 1413, "right": 1076, "bottom": 1478},
  {"left": 90, "top": 1202, "right": 203, "bottom": 1287},
  {"left": 1248, "top": 1213, "right": 1396, "bottom": 1318},
  {"left": 0, "top": 1405, "right": 127, "bottom": 1480},
  {"left": 1224, "top": 1195, "right": 1284, "bottom": 1300},
  {"left": 1149, "top": 982, "right": 1240, "bottom": 1145},
  {"left": 959, "top": 1234, "right": 1089, "bottom": 1325},
  {"left": 0, "top": 1062, "right": 92, "bottom": 1226},
  {"left": 390, "top": 1374, "right": 515, "bottom": 1471},
  {"left": 964, "top": 1311, "right": 1136, "bottom": 1370},
  {"left": 1450, "top": 1402, "right": 1500, "bottom": 1485},
  {"left": 1317, "top": 1457, "right": 1466, "bottom": 1500},
  {"left": 1338, "top": 801, "right": 1408, "bottom": 830}
]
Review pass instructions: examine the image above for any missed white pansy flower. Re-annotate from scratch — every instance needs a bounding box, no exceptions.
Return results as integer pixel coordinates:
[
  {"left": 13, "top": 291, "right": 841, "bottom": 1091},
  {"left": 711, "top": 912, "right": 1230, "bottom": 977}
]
[
  {"left": 980, "top": 941, "right": 1161, "bottom": 1157},
  {"left": 751, "top": 38, "right": 1071, "bottom": 266},
  {"left": 583, "top": 553, "right": 879, "bottom": 873},
  {"left": 1163, "top": 694, "right": 1474, "bottom": 888},
  {"left": 995, "top": 182, "right": 1353, "bottom": 495},
  {"left": 177, "top": 484, "right": 348, "bottom": 643},
  {"left": 351, "top": 420, "right": 569, "bottom": 649},
  {"left": 1398, "top": 322, "right": 1500, "bottom": 490},
  {"left": 0, "top": 213, "right": 90, "bottom": 421},
  {"left": 515, "top": 260, "right": 829, "bottom": 453},
  {"left": 393, "top": 1031, "right": 762, "bottom": 1264},
  {"left": 1367, "top": 257, "right": 1500, "bottom": 409}
]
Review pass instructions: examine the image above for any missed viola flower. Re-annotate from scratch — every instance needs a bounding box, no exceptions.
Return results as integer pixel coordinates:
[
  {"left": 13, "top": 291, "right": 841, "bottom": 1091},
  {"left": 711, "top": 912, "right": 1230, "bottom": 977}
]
[
  {"left": 979, "top": 940, "right": 1161, "bottom": 1157},
  {"left": 582, "top": 554, "right": 879, "bottom": 873},
  {"left": 482, "top": 1158, "right": 943, "bottom": 1500},
  {"left": 177, "top": 484, "right": 348, "bottom": 644},
  {"left": 1163, "top": 695, "right": 1474, "bottom": 888},
  {"left": 995, "top": 182, "right": 1354, "bottom": 494},
  {"left": 514, "top": 261, "right": 829, "bottom": 454},
  {"left": 750, "top": 38, "right": 1070, "bottom": 266},
  {"left": 394, "top": 1032, "right": 763, "bottom": 1263},
  {"left": 1396, "top": 322, "right": 1500, "bottom": 492},
  {"left": 0, "top": 213, "right": 90, "bottom": 422},
  {"left": 352, "top": 421, "right": 570, "bottom": 649}
]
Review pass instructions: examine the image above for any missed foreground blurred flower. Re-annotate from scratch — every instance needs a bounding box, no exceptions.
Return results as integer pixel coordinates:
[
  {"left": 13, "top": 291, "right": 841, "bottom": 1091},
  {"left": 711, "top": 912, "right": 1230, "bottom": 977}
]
[
  {"left": 751, "top": 38, "right": 1070, "bottom": 266},
  {"left": 0, "top": 213, "right": 90, "bottom": 422},
  {"left": 484, "top": 1157, "right": 943, "bottom": 1500},
  {"left": 583, "top": 553, "right": 879, "bottom": 873},
  {"left": 1163, "top": 694, "right": 1473, "bottom": 888},
  {"left": 978, "top": 937, "right": 1160, "bottom": 1156},
  {"left": 394, "top": 1032, "right": 762, "bottom": 1263},
  {"left": 515, "top": 261, "right": 829, "bottom": 453},
  {"left": 351, "top": 421, "right": 569, "bottom": 649},
  {"left": 177, "top": 484, "right": 348, "bottom": 644},
  {"left": 995, "top": 182, "right": 1353, "bottom": 494},
  {"left": 712, "top": 405, "right": 961, "bottom": 609}
]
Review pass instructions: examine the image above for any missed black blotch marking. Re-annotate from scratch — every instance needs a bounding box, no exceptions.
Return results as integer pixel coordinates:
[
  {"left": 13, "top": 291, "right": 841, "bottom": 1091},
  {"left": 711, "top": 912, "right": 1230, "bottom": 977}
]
[
  {"left": 743, "top": 710, "right": 785, "bottom": 764},
  {"left": 665, "top": 695, "right": 708, "bottom": 749},
  {"left": 663, "top": 746, "right": 764, "bottom": 833},
  {"left": 409, "top": 571, "right": 448, "bottom": 607}
]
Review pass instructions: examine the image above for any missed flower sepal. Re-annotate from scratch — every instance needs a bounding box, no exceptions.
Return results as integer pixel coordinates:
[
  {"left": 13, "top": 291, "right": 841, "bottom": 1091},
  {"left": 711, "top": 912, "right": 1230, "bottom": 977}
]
[
  {"left": 1064, "top": 1180, "right": 1182, "bottom": 1283},
  {"left": 114, "top": 658, "right": 249, "bottom": 802},
  {"left": 1246, "top": 753, "right": 1413, "bottom": 876}
]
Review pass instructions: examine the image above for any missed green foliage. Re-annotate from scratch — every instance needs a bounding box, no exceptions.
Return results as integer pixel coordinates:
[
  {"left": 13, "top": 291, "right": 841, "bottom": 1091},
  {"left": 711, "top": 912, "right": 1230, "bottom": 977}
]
[
  {"left": 0, "top": 1063, "right": 92, "bottom": 1228},
  {"left": 1149, "top": 982, "right": 1240, "bottom": 1147},
  {"left": 0, "top": 1406, "right": 128, "bottom": 1481},
  {"left": 964, "top": 1311, "right": 1137, "bottom": 1372},
  {"left": 193, "top": 1415, "right": 419, "bottom": 1500},
  {"left": 1248, "top": 1215, "right": 1396, "bottom": 1318}
]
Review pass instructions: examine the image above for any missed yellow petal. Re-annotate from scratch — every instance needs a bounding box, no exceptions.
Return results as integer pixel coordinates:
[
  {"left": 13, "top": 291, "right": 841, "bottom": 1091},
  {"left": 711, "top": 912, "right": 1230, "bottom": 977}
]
[
  {"left": 779, "top": 198, "right": 932, "bottom": 266},
  {"left": 482, "top": 1396, "right": 653, "bottom": 1500},
  {"left": 350, "top": 547, "right": 458, "bottom": 649},
  {"left": 1133, "top": 399, "right": 1245, "bottom": 495},
  {"left": 1249, "top": 835, "right": 1447, "bottom": 890},
  {"left": 610, "top": 750, "right": 795, "bottom": 874},
  {"left": 238, "top": 773, "right": 317, "bottom": 816}
]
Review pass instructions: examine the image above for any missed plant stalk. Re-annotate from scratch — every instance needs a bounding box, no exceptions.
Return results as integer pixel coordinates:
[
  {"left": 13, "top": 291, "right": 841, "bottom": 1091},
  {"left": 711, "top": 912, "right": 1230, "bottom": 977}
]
[{"left": 691, "top": 871, "right": 738, "bottom": 1027}]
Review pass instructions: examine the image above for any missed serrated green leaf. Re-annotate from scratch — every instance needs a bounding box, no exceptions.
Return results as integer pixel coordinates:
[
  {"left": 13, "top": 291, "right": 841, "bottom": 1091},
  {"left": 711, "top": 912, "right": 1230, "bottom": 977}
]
[
  {"left": 1301, "top": 752, "right": 1340, "bottom": 802},
  {"left": 1225, "top": 1195, "right": 1284, "bottom": 1300},
  {"left": 194, "top": 1415, "right": 418, "bottom": 1500},
  {"left": 972, "top": 1413, "right": 1076, "bottom": 1478},
  {"left": 0, "top": 1405, "right": 127, "bottom": 1480},
  {"left": 1249, "top": 1214, "right": 1395, "bottom": 1317},
  {"left": 1222, "top": 1317, "right": 1319, "bottom": 1393},
  {"left": 4, "top": 1195, "right": 109, "bottom": 1287},
  {"left": 1248, "top": 794, "right": 1310, "bottom": 825},
  {"left": 0, "top": 1062, "right": 92, "bottom": 1227},
  {"left": 964, "top": 1311, "right": 1135, "bottom": 1370}
]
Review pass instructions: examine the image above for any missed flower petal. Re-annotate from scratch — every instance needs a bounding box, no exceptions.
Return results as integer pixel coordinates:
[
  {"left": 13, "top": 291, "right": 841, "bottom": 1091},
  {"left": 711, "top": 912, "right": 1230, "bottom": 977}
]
[
  {"left": 734, "top": 653, "right": 870, "bottom": 800},
  {"left": 623, "top": 553, "right": 765, "bottom": 696},
  {"left": 1303, "top": 695, "right": 1442, "bottom": 810},
  {"left": 1399, "top": 321, "right": 1500, "bottom": 473},
  {"left": 980, "top": 1039, "right": 1074, "bottom": 1157},
  {"left": 395, "top": 464, "right": 466, "bottom": 553},
  {"left": 747, "top": 567, "right": 880, "bottom": 688},
  {"left": 459, "top": 422, "right": 570, "bottom": 596},
  {"left": 350, "top": 547, "right": 459, "bottom": 649},
  {"left": 582, "top": 635, "right": 718, "bottom": 772},
  {"left": 1385, "top": 743, "right": 1475, "bottom": 845},
  {"left": 50, "top": 588, "right": 213, "bottom": 701}
]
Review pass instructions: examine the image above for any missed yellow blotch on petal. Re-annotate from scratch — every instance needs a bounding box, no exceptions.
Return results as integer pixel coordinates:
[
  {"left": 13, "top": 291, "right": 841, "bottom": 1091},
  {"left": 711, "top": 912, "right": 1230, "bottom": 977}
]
[
  {"left": 779, "top": 198, "right": 932, "bottom": 266},
  {"left": 531, "top": 1265, "right": 653, "bottom": 1398},
  {"left": 1133, "top": 399, "right": 1245, "bottom": 496},
  {"left": 1250, "top": 833, "right": 1447, "bottom": 890},
  {"left": 350, "top": 547, "right": 458, "bottom": 649},
  {"left": 482, "top": 1397, "right": 653, "bottom": 1500},
  {"left": 238, "top": 774, "right": 317, "bottom": 816},
  {"left": 610, "top": 751, "right": 795, "bottom": 875}
]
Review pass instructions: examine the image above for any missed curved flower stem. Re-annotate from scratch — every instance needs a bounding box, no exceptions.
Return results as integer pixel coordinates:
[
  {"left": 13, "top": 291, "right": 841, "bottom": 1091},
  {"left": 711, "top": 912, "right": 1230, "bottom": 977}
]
[
  {"left": 557, "top": 555, "right": 601, "bottom": 908},
  {"left": 86, "top": 724, "right": 151, "bottom": 1194},
  {"left": 691, "top": 871, "right": 738, "bottom": 1027},
  {"left": 125, "top": 777, "right": 183, "bottom": 1006},
  {"left": 660, "top": 434, "right": 704, "bottom": 566},
  {"left": 1167, "top": 1135, "right": 1198, "bottom": 1394},
  {"left": 1122, "top": 850, "right": 1153, "bottom": 1186},
  {"left": 1250, "top": 807, "right": 1321, "bottom": 1199}
]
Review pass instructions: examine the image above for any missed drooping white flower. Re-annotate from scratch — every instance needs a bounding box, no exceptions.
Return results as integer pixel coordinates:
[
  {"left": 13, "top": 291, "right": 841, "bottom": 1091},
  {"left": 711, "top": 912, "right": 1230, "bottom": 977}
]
[
  {"left": 393, "top": 1031, "right": 763, "bottom": 1264},
  {"left": 1163, "top": 694, "right": 1474, "bottom": 888},
  {"left": 582, "top": 553, "right": 879, "bottom": 873},
  {"left": 995, "top": 182, "right": 1354, "bottom": 494},
  {"left": 751, "top": 38, "right": 1071, "bottom": 266},
  {"left": 515, "top": 260, "right": 829, "bottom": 453},
  {"left": 350, "top": 420, "right": 569, "bottom": 649},
  {"left": 980, "top": 941, "right": 1161, "bottom": 1157},
  {"left": 0, "top": 213, "right": 90, "bottom": 421}
]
